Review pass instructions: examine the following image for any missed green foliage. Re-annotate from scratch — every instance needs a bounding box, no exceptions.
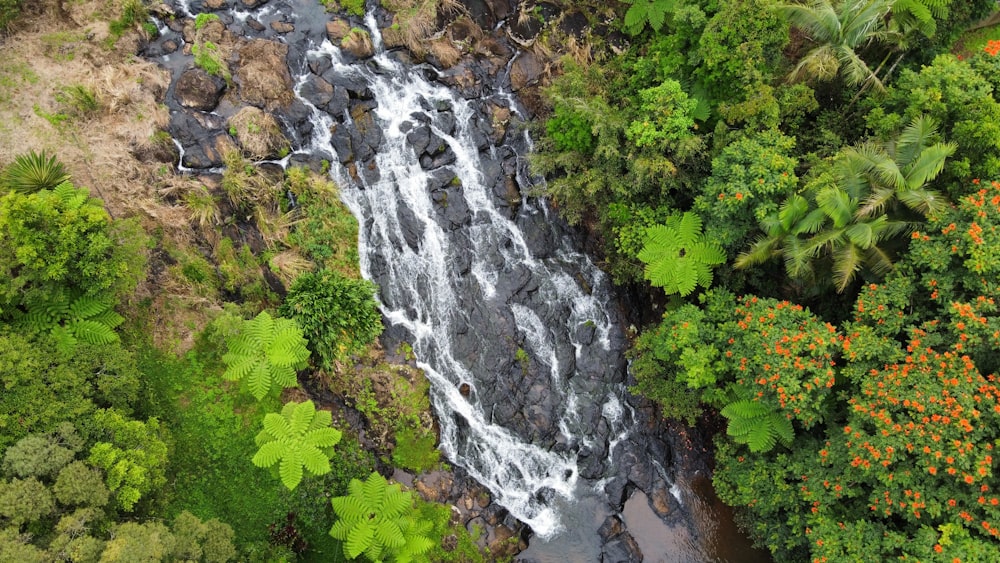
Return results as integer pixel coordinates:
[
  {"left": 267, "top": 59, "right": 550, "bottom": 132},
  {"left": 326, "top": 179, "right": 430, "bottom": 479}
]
[
  {"left": 694, "top": 129, "right": 799, "bottom": 254},
  {"left": 720, "top": 399, "right": 794, "bottom": 452},
  {"left": 0, "top": 150, "right": 69, "bottom": 193},
  {"left": 638, "top": 212, "right": 725, "bottom": 296},
  {"left": 0, "top": 0, "right": 20, "bottom": 32},
  {"left": 545, "top": 105, "right": 593, "bottom": 153},
  {"left": 285, "top": 167, "right": 361, "bottom": 277},
  {"left": 0, "top": 330, "right": 141, "bottom": 451},
  {"left": 195, "top": 13, "right": 220, "bottom": 30},
  {"left": 107, "top": 0, "right": 149, "bottom": 40},
  {"left": 54, "top": 85, "right": 100, "bottom": 119},
  {"left": 738, "top": 116, "right": 952, "bottom": 292},
  {"left": 1, "top": 424, "right": 82, "bottom": 479},
  {"left": 52, "top": 461, "right": 110, "bottom": 509},
  {"left": 193, "top": 41, "right": 229, "bottom": 80},
  {"left": 16, "top": 289, "right": 124, "bottom": 355},
  {"left": 625, "top": 79, "right": 697, "bottom": 151},
  {"left": 252, "top": 400, "right": 342, "bottom": 491},
  {"left": 280, "top": 269, "right": 382, "bottom": 368},
  {"left": 776, "top": 0, "right": 896, "bottom": 91},
  {"left": 391, "top": 426, "right": 440, "bottom": 474},
  {"left": 865, "top": 53, "right": 1000, "bottom": 195},
  {"left": 0, "top": 477, "right": 55, "bottom": 528},
  {"left": 221, "top": 311, "right": 310, "bottom": 400},
  {"left": 171, "top": 511, "right": 237, "bottom": 563},
  {"left": 136, "top": 341, "right": 291, "bottom": 551},
  {"left": 621, "top": 0, "right": 677, "bottom": 35},
  {"left": 87, "top": 409, "right": 169, "bottom": 512},
  {"left": 0, "top": 182, "right": 147, "bottom": 319},
  {"left": 330, "top": 472, "right": 436, "bottom": 562},
  {"left": 697, "top": 0, "right": 789, "bottom": 125}
]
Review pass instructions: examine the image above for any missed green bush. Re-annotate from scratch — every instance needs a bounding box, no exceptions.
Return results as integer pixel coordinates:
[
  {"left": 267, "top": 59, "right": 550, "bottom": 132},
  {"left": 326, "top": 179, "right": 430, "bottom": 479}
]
[
  {"left": 280, "top": 269, "right": 383, "bottom": 368},
  {"left": 194, "top": 12, "right": 220, "bottom": 30},
  {"left": 545, "top": 105, "right": 593, "bottom": 153}
]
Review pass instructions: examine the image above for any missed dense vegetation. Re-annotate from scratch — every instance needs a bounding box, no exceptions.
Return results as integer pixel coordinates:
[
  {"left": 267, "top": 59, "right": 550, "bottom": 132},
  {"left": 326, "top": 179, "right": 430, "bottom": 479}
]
[{"left": 533, "top": 0, "right": 1000, "bottom": 560}]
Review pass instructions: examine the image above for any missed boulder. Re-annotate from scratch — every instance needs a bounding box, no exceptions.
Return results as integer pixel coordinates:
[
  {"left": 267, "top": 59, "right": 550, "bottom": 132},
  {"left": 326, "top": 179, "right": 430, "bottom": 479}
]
[
  {"left": 509, "top": 52, "right": 545, "bottom": 91},
  {"left": 174, "top": 68, "right": 225, "bottom": 111},
  {"left": 270, "top": 21, "right": 294, "bottom": 34},
  {"left": 326, "top": 18, "right": 351, "bottom": 42},
  {"left": 341, "top": 29, "right": 375, "bottom": 59},
  {"left": 236, "top": 39, "right": 293, "bottom": 109}
]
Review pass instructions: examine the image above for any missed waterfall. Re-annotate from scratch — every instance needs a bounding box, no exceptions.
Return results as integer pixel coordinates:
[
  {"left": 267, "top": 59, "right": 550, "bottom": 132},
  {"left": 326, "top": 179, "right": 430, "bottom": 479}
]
[{"left": 293, "top": 25, "right": 631, "bottom": 539}]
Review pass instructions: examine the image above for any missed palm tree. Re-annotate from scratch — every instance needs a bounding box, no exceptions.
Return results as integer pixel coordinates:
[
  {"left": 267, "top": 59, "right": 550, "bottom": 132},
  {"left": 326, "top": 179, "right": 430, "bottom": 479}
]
[
  {"left": 737, "top": 116, "right": 953, "bottom": 292},
  {"left": 776, "top": 0, "right": 899, "bottom": 91}
]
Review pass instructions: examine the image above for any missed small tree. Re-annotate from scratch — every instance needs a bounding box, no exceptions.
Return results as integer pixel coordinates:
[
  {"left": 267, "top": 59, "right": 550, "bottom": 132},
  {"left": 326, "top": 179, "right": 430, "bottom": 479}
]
[
  {"left": 252, "top": 400, "right": 342, "bottom": 490},
  {"left": 221, "top": 311, "right": 310, "bottom": 400},
  {"left": 330, "top": 472, "right": 435, "bottom": 563}
]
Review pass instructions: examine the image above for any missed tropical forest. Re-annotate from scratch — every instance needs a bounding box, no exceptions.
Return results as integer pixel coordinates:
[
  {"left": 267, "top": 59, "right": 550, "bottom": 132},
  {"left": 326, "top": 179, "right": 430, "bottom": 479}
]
[{"left": 1, "top": 0, "right": 1000, "bottom": 562}]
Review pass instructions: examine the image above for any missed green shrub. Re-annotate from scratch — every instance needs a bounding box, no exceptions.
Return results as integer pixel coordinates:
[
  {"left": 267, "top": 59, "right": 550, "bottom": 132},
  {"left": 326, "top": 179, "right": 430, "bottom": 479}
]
[
  {"left": 545, "top": 105, "right": 593, "bottom": 153},
  {"left": 194, "top": 12, "right": 220, "bottom": 30},
  {"left": 193, "top": 41, "right": 228, "bottom": 80},
  {"left": 280, "top": 269, "right": 382, "bottom": 368}
]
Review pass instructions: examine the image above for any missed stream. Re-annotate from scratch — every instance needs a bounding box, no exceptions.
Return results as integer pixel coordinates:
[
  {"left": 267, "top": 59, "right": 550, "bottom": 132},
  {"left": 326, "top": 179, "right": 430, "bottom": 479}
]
[{"left": 152, "top": 1, "right": 772, "bottom": 561}]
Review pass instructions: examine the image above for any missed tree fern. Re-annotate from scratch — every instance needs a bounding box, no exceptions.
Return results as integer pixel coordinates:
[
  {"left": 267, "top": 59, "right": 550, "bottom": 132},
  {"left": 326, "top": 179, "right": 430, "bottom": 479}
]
[
  {"left": 721, "top": 399, "right": 794, "bottom": 453},
  {"left": 222, "top": 311, "right": 310, "bottom": 400},
  {"left": 622, "top": 0, "right": 677, "bottom": 35},
  {"left": 252, "top": 400, "right": 341, "bottom": 490},
  {"left": 330, "top": 472, "right": 436, "bottom": 563},
  {"left": 15, "top": 289, "right": 123, "bottom": 354},
  {"left": 638, "top": 212, "right": 726, "bottom": 296}
]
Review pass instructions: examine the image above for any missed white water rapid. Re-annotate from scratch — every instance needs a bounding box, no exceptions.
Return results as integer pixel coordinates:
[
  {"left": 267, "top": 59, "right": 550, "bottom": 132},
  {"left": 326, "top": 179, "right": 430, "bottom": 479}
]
[{"left": 298, "top": 25, "right": 629, "bottom": 539}]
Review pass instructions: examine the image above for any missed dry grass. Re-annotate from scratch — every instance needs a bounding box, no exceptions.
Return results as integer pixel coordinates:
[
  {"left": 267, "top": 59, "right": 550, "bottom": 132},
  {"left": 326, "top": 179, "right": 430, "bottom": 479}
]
[
  {"left": 268, "top": 249, "right": 314, "bottom": 286},
  {"left": 228, "top": 106, "right": 290, "bottom": 160},
  {"left": 382, "top": 0, "right": 461, "bottom": 57}
]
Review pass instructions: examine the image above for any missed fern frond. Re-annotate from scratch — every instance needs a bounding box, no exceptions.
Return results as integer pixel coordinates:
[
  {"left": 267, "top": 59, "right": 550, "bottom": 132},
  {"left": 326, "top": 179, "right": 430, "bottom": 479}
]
[
  {"left": 279, "top": 448, "right": 304, "bottom": 490},
  {"left": 305, "top": 427, "right": 342, "bottom": 448},
  {"left": 252, "top": 441, "right": 284, "bottom": 468},
  {"left": 69, "top": 319, "right": 120, "bottom": 345},
  {"left": 247, "top": 362, "right": 273, "bottom": 400},
  {"left": 222, "top": 355, "right": 258, "bottom": 382},
  {"left": 346, "top": 520, "right": 375, "bottom": 559}
]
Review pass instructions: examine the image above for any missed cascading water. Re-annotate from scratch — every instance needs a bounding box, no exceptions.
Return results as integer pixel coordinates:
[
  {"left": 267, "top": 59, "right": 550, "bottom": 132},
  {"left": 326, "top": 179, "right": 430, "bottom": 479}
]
[
  {"left": 152, "top": 2, "right": 773, "bottom": 560},
  {"left": 307, "top": 31, "right": 631, "bottom": 538}
]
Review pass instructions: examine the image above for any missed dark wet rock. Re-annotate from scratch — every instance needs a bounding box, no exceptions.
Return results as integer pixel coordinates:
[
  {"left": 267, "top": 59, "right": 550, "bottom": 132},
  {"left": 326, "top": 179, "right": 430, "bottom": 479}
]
[
  {"left": 602, "top": 533, "right": 643, "bottom": 563},
  {"left": 245, "top": 17, "right": 265, "bottom": 33},
  {"left": 427, "top": 168, "right": 458, "bottom": 190},
  {"left": 308, "top": 54, "right": 332, "bottom": 77},
  {"left": 184, "top": 132, "right": 235, "bottom": 169},
  {"left": 275, "top": 98, "right": 314, "bottom": 146},
  {"left": 174, "top": 68, "right": 225, "bottom": 111},
  {"left": 436, "top": 61, "right": 483, "bottom": 99},
  {"left": 322, "top": 69, "right": 372, "bottom": 99},
  {"left": 559, "top": 10, "right": 590, "bottom": 37},
  {"left": 420, "top": 147, "right": 456, "bottom": 170},
  {"left": 432, "top": 185, "right": 471, "bottom": 230},
  {"left": 406, "top": 124, "right": 431, "bottom": 155},
  {"left": 598, "top": 515, "right": 625, "bottom": 541},
  {"left": 649, "top": 482, "right": 673, "bottom": 518},
  {"left": 516, "top": 210, "right": 557, "bottom": 258},
  {"left": 437, "top": 110, "right": 456, "bottom": 136},
  {"left": 397, "top": 201, "right": 424, "bottom": 250},
  {"left": 510, "top": 52, "right": 545, "bottom": 91},
  {"left": 329, "top": 122, "right": 354, "bottom": 163},
  {"left": 300, "top": 75, "right": 333, "bottom": 107}
]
